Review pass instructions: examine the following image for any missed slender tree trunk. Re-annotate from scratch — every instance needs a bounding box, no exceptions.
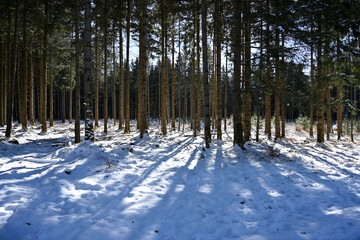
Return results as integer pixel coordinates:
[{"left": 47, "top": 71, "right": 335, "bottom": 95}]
[
  {"left": 336, "top": 39, "right": 342, "bottom": 140},
  {"left": 103, "top": 0, "right": 108, "bottom": 134},
  {"left": 215, "top": 0, "right": 222, "bottom": 140},
  {"left": 17, "top": 47, "right": 21, "bottom": 124},
  {"left": 69, "top": 61, "right": 73, "bottom": 123},
  {"left": 41, "top": 0, "right": 48, "bottom": 133},
  {"left": 6, "top": 0, "right": 19, "bottom": 138},
  {"left": 139, "top": 0, "right": 148, "bottom": 138},
  {"left": 178, "top": 24, "right": 181, "bottom": 132},
  {"left": 160, "top": 0, "right": 167, "bottom": 135},
  {"left": 264, "top": 0, "right": 271, "bottom": 139},
  {"left": 171, "top": 27, "right": 175, "bottom": 130},
  {"left": 350, "top": 85, "right": 354, "bottom": 142},
  {"left": 202, "top": 0, "right": 211, "bottom": 147},
  {"left": 281, "top": 33, "right": 286, "bottom": 138},
  {"left": 95, "top": 20, "right": 99, "bottom": 127},
  {"left": 243, "top": 0, "right": 251, "bottom": 141},
  {"left": 224, "top": 44, "right": 228, "bottom": 132},
  {"left": 61, "top": 86, "right": 65, "bottom": 123},
  {"left": 74, "top": 0, "right": 81, "bottom": 143},
  {"left": 22, "top": 4, "right": 28, "bottom": 130},
  {"left": 29, "top": 52, "right": 34, "bottom": 125},
  {"left": 112, "top": 22, "right": 116, "bottom": 127},
  {"left": 196, "top": 5, "right": 201, "bottom": 132},
  {"left": 84, "top": 0, "right": 94, "bottom": 141},
  {"left": 119, "top": 20, "right": 124, "bottom": 130},
  {"left": 211, "top": 40, "right": 216, "bottom": 130},
  {"left": 274, "top": 29, "right": 280, "bottom": 140},
  {"left": 316, "top": 15, "right": 324, "bottom": 143},
  {"left": 49, "top": 48, "right": 53, "bottom": 127},
  {"left": 232, "top": 0, "right": 244, "bottom": 148},
  {"left": 124, "top": 0, "right": 131, "bottom": 133},
  {"left": 0, "top": 39, "right": 4, "bottom": 126},
  {"left": 326, "top": 80, "right": 331, "bottom": 140},
  {"left": 309, "top": 28, "right": 314, "bottom": 137}
]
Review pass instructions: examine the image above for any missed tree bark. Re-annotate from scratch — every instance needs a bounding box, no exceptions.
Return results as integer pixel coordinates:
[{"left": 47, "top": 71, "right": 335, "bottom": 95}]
[
  {"left": 243, "top": 0, "right": 251, "bottom": 142},
  {"left": 112, "top": 22, "right": 116, "bottom": 127},
  {"left": 118, "top": 19, "right": 124, "bottom": 130},
  {"left": 215, "top": 0, "right": 222, "bottom": 140},
  {"left": 316, "top": 15, "right": 324, "bottom": 143},
  {"left": 84, "top": 0, "right": 94, "bottom": 141},
  {"left": 160, "top": 0, "right": 167, "bottom": 135},
  {"left": 232, "top": 0, "right": 244, "bottom": 148},
  {"left": 309, "top": 27, "right": 314, "bottom": 137},
  {"left": 124, "top": 0, "right": 131, "bottom": 133},
  {"left": 41, "top": 0, "right": 48, "bottom": 133},
  {"left": 171, "top": 24, "right": 175, "bottom": 130},
  {"left": 274, "top": 29, "right": 280, "bottom": 140},
  {"left": 201, "top": 0, "right": 211, "bottom": 147},
  {"left": 22, "top": 3, "right": 28, "bottom": 130},
  {"left": 6, "top": 0, "right": 19, "bottom": 138},
  {"left": 49, "top": 48, "right": 53, "bottom": 127},
  {"left": 264, "top": 0, "right": 271, "bottom": 139},
  {"left": 74, "top": 0, "right": 81, "bottom": 143},
  {"left": 94, "top": 19, "right": 99, "bottom": 127},
  {"left": 103, "top": 0, "right": 108, "bottom": 134},
  {"left": 69, "top": 61, "right": 73, "bottom": 123},
  {"left": 281, "top": 33, "right": 286, "bottom": 138}
]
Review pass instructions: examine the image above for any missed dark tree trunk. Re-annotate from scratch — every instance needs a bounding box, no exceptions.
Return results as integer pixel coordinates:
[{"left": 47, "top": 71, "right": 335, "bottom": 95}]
[{"left": 202, "top": 0, "right": 211, "bottom": 148}]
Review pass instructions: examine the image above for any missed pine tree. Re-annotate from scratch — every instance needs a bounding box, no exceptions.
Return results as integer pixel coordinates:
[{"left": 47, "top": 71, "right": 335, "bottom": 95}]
[
  {"left": 74, "top": 0, "right": 81, "bottom": 143},
  {"left": 202, "top": 0, "right": 211, "bottom": 148},
  {"left": 232, "top": 0, "right": 244, "bottom": 148},
  {"left": 84, "top": 0, "right": 94, "bottom": 141}
]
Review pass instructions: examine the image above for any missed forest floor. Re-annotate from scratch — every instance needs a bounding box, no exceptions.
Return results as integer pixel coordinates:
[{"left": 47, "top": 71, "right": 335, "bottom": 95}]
[{"left": 0, "top": 121, "right": 360, "bottom": 240}]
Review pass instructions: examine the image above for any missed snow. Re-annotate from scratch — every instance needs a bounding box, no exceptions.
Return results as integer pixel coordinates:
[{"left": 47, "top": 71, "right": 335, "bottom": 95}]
[{"left": 1, "top": 121, "right": 360, "bottom": 240}]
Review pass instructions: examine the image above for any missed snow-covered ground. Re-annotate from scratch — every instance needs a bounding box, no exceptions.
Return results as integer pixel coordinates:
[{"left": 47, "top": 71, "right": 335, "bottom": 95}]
[{"left": 0, "top": 121, "right": 360, "bottom": 240}]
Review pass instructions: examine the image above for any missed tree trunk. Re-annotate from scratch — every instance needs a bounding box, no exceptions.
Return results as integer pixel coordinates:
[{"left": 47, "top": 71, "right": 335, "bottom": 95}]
[
  {"left": 84, "top": 0, "right": 94, "bottom": 141},
  {"left": 232, "top": 0, "right": 244, "bottom": 148},
  {"left": 281, "top": 32, "right": 286, "bottom": 138},
  {"left": 74, "top": 0, "right": 81, "bottom": 143},
  {"left": 61, "top": 87, "right": 65, "bottom": 123},
  {"left": 112, "top": 23, "right": 116, "bottom": 127},
  {"left": 0, "top": 39, "right": 5, "bottom": 126},
  {"left": 29, "top": 52, "right": 35, "bottom": 125},
  {"left": 326, "top": 80, "right": 331, "bottom": 140},
  {"left": 22, "top": 3, "right": 28, "bottom": 130},
  {"left": 309, "top": 27, "right": 314, "bottom": 137},
  {"left": 160, "top": 0, "right": 167, "bottom": 135},
  {"left": 224, "top": 44, "right": 228, "bottom": 132},
  {"left": 274, "top": 29, "right": 280, "bottom": 140},
  {"left": 118, "top": 20, "right": 124, "bottom": 130},
  {"left": 94, "top": 19, "right": 99, "bottom": 127},
  {"left": 6, "top": 0, "right": 19, "bottom": 138},
  {"left": 336, "top": 39, "right": 342, "bottom": 140},
  {"left": 243, "top": 0, "right": 251, "bottom": 142},
  {"left": 103, "top": 0, "right": 108, "bottom": 134},
  {"left": 41, "top": 0, "right": 48, "bottom": 133},
  {"left": 215, "top": 0, "right": 222, "bottom": 140},
  {"left": 178, "top": 23, "right": 181, "bottom": 132},
  {"left": 171, "top": 26, "right": 175, "bottom": 130},
  {"left": 69, "top": 61, "right": 73, "bottom": 123},
  {"left": 316, "top": 15, "right": 324, "bottom": 143},
  {"left": 196, "top": 4, "right": 201, "bottom": 132},
  {"left": 264, "top": 0, "right": 271, "bottom": 139},
  {"left": 202, "top": 0, "right": 211, "bottom": 146},
  {"left": 49, "top": 48, "right": 53, "bottom": 127},
  {"left": 124, "top": 0, "right": 131, "bottom": 133},
  {"left": 139, "top": 0, "right": 148, "bottom": 138}
]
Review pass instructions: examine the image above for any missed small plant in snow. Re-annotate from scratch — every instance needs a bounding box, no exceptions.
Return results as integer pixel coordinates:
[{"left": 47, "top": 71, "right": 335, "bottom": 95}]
[{"left": 295, "top": 116, "right": 310, "bottom": 132}]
